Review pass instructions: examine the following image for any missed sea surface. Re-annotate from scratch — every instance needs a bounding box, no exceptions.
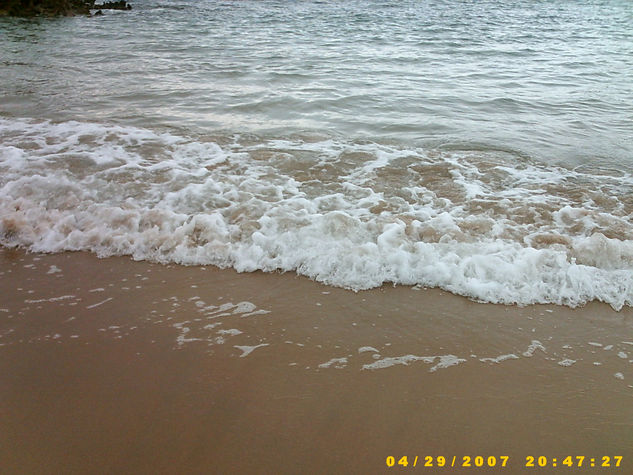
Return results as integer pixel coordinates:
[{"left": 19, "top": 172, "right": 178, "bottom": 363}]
[{"left": 1, "top": 0, "right": 632, "bottom": 309}]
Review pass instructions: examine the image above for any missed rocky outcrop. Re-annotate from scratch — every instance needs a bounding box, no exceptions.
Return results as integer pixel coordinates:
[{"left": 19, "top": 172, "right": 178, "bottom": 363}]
[
  {"left": 0, "top": 0, "right": 93, "bottom": 16},
  {"left": 0, "top": 0, "right": 131, "bottom": 16}
]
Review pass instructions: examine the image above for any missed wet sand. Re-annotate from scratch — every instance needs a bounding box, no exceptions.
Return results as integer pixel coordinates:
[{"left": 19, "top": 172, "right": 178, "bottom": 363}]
[{"left": 1, "top": 247, "right": 632, "bottom": 474}]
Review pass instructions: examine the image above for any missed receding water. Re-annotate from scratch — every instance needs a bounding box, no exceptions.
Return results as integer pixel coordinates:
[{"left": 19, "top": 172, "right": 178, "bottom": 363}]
[{"left": 1, "top": 0, "right": 632, "bottom": 308}]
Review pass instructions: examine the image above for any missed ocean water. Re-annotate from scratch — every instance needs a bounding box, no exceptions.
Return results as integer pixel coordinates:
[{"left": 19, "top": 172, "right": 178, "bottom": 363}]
[{"left": 1, "top": 0, "right": 632, "bottom": 309}]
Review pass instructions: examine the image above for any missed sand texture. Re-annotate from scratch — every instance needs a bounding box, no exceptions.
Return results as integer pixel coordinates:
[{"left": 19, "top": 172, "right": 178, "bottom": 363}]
[{"left": 1, "top": 248, "right": 632, "bottom": 473}]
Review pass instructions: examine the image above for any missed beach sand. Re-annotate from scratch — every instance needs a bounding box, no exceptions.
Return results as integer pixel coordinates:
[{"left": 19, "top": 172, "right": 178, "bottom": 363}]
[{"left": 1, "top": 247, "right": 632, "bottom": 474}]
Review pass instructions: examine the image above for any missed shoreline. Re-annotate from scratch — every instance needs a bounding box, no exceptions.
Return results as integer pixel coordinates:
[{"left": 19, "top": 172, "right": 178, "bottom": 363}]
[{"left": 2, "top": 247, "right": 632, "bottom": 473}]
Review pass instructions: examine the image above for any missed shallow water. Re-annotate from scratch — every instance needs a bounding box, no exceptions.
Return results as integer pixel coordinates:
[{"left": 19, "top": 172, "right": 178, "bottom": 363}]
[{"left": 1, "top": 0, "right": 632, "bottom": 308}]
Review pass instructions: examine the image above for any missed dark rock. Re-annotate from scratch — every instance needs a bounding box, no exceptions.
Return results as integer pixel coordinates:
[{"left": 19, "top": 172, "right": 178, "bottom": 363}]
[{"left": 0, "top": 0, "right": 96, "bottom": 16}]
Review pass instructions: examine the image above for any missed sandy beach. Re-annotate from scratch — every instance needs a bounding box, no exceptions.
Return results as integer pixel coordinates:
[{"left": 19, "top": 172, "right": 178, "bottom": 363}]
[
  {"left": 2, "top": 0, "right": 633, "bottom": 473},
  {"left": 1, "top": 247, "right": 632, "bottom": 474}
]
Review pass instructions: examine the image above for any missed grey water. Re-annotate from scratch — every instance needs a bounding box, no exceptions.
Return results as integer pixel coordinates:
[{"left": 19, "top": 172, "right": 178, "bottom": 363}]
[{"left": 1, "top": 0, "right": 632, "bottom": 169}]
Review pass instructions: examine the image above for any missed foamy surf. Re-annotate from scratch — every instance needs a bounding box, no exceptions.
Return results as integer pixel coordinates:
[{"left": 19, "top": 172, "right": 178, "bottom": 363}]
[{"left": 1, "top": 118, "right": 632, "bottom": 309}]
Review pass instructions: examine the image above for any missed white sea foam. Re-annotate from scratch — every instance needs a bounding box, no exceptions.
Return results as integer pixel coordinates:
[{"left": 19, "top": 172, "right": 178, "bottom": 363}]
[
  {"left": 24, "top": 295, "right": 76, "bottom": 304},
  {"left": 86, "top": 297, "right": 113, "bottom": 309},
  {"left": 234, "top": 344, "right": 269, "bottom": 358},
  {"left": 479, "top": 354, "right": 519, "bottom": 364},
  {"left": 318, "top": 357, "right": 348, "bottom": 369},
  {"left": 2, "top": 118, "right": 632, "bottom": 309},
  {"left": 240, "top": 309, "right": 271, "bottom": 318},
  {"left": 362, "top": 354, "right": 434, "bottom": 370},
  {"left": 362, "top": 354, "right": 465, "bottom": 371},
  {"left": 523, "top": 340, "right": 546, "bottom": 357},
  {"left": 428, "top": 355, "right": 466, "bottom": 372},
  {"left": 558, "top": 359, "right": 576, "bottom": 367},
  {"left": 231, "top": 302, "right": 256, "bottom": 314},
  {"left": 358, "top": 346, "right": 380, "bottom": 354},
  {"left": 199, "top": 301, "right": 268, "bottom": 319},
  {"left": 173, "top": 322, "right": 200, "bottom": 346},
  {"left": 47, "top": 265, "right": 62, "bottom": 274}
]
